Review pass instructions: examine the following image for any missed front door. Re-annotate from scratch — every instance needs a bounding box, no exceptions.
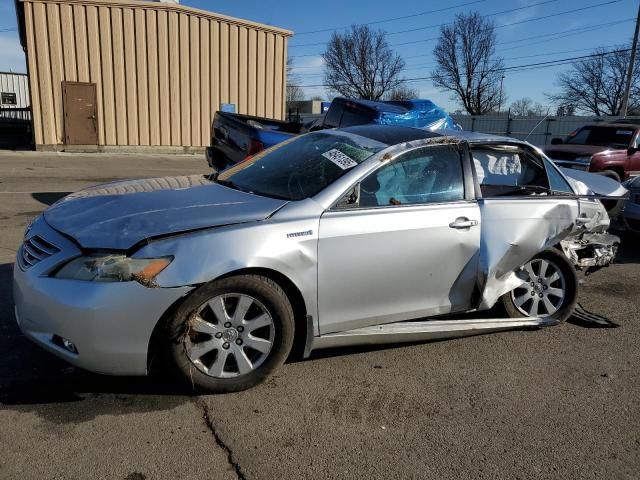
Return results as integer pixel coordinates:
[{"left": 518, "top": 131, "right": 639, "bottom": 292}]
[
  {"left": 317, "top": 145, "right": 481, "bottom": 334},
  {"left": 62, "top": 82, "right": 98, "bottom": 145}
]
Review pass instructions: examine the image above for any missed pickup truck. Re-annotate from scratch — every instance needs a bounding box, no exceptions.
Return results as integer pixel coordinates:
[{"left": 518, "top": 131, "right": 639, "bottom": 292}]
[
  {"left": 543, "top": 122, "right": 640, "bottom": 182},
  {"left": 206, "top": 98, "right": 458, "bottom": 170}
]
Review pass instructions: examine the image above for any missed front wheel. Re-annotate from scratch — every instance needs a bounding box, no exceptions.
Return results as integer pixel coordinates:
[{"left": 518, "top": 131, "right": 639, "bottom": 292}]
[
  {"left": 166, "top": 275, "right": 295, "bottom": 393},
  {"left": 501, "top": 249, "right": 577, "bottom": 322}
]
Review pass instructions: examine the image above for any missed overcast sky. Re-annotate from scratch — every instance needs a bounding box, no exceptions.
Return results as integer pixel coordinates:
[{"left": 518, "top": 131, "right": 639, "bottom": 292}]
[{"left": 1, "top": 0, "right": 637, "bottom": 112}]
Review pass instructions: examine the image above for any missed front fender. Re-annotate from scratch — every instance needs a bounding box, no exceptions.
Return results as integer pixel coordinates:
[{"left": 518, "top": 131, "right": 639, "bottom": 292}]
[{"left": 134, "top": 217, "right": 320, "bottom": 331}]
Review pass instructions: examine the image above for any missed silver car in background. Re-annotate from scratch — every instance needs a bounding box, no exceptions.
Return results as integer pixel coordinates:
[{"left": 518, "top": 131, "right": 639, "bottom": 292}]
[{"left": 13, "top": 125, "right": 619, "bottom": 393}]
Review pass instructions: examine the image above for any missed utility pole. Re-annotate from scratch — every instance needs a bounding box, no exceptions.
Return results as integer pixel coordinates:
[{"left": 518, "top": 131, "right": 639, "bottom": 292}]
[
  {"left": 498, "top": 75, "right": 505, "bottom": 113},
  {"left": 621, "top": 1, "right": 640, "bottom": 117}
]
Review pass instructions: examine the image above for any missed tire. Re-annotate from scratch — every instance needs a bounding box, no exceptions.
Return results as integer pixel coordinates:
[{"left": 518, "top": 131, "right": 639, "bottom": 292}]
[
  {"left": 165, "top": 275, "right": 295, "bottom": 393},
  {"left": 599, "top": 169, "right": 622, "bottom": 182},
  {"left": 500, "top": 249, "right": 577, "bottom": 323}
]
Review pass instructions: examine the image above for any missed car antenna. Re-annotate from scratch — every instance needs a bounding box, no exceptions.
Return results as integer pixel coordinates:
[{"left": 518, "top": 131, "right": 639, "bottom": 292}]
[{"left": 524, "top": 107, "right": 552, "bottom": 142}]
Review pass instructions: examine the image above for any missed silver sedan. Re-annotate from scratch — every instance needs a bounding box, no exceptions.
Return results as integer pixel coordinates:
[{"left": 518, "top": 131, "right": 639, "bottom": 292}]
[{"left": 13, "top": 126, "right": 618, "bottom": 392}]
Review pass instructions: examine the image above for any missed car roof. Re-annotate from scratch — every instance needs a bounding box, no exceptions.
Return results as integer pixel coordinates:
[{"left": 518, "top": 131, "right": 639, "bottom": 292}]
[
  {"left": 339, "top": 124, "right": 443, "bottom": 145},
  {"left": 435, "top": 129, "right": 520, "bottom": 144}
]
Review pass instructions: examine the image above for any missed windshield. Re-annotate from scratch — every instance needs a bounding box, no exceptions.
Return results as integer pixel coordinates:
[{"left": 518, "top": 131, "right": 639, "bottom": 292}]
[
  {"left": 216, "top": 131, "right": 387, "bottom": 200},
  {"left": 565, "top": 126, "right": 634, "bottom": 148}
]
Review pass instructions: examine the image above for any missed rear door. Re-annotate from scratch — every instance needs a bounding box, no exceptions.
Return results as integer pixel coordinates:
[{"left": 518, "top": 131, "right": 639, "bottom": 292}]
[
  {"left": 317, "top": 144, "right": 481, "bottom": 334},
  {"left": 470, "top": 144, "right": 580, "bottom": 309}
]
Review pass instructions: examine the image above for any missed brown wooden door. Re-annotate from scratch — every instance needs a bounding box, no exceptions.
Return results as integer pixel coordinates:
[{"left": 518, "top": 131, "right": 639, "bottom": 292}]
[{"left": 62, "top": 82, "right": 98, "bottom": 145}]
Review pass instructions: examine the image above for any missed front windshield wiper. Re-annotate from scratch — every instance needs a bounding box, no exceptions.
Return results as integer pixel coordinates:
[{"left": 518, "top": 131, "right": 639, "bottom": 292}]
[
  {"left": 215, "top": 178, "right": 293, "bottom": 201},
  {"left": 215, "top": 178, "right": 252, "bottom": 194}
]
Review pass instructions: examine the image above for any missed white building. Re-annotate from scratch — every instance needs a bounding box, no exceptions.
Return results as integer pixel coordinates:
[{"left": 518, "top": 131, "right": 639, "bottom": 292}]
[{"left": 0, "top": 72, "right": 30, "bottom": 109}]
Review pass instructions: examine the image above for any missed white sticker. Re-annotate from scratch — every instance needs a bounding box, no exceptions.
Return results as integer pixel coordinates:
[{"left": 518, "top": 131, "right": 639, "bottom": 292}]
[{"left": 322, "top": 148, "right": 358, "bottom": 170}]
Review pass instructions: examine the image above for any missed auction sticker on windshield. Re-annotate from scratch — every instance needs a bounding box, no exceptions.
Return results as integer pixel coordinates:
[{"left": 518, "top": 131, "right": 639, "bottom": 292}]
[{"left": 322, "top": 148, "right": 359, "bottom": 170}]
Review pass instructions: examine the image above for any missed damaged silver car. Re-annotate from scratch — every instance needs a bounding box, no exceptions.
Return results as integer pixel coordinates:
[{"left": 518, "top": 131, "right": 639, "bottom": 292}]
[{"left": 13, "top": 125, "right": 621, "bottom": 392}]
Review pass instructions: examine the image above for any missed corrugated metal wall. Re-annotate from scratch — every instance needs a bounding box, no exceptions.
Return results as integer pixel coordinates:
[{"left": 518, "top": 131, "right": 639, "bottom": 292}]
[
  {"left": 0, "top": 73, "right": 30, "bottom": 108},
  {"left": 21, "top": 0, "right": 291, "bottom": 148}
]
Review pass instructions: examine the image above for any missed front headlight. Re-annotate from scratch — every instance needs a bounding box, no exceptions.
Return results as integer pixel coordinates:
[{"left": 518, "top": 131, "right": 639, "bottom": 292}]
[
  {"left": 575, "top": 156, "right": 592, "bottom": 165},
  {"left": 54, "top": 254, "right": 172, "bottom": 285}
]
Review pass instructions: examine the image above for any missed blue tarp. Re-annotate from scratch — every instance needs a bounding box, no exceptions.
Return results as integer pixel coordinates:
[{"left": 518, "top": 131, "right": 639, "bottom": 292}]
[{"left": 374, "top": 100, "right": 461, "bottom": 131}]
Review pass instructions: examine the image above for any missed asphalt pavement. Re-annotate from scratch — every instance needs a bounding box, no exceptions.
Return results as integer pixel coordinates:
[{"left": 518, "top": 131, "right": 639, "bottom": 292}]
[{"left": 0, "top": 150, "right": 638, "bottom": 480}]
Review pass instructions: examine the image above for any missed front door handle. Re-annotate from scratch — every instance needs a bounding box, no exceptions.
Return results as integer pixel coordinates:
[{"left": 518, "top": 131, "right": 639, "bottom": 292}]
[{"left": 449, "top": 217, "right": 479, "bottom": 229}]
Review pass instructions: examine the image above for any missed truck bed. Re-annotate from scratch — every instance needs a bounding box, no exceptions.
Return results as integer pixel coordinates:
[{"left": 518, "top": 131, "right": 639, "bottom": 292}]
[{"left": 207, "top": 111, "right": 304, "bottom": 169}]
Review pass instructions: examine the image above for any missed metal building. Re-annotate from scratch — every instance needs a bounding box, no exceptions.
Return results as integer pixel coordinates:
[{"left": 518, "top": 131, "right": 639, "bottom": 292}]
[
  {"left": 0, "top": 72, "right": 30, "bottom": 108},
  {"left": 15, "top": 0, "right": 292, "bottom": 151}
]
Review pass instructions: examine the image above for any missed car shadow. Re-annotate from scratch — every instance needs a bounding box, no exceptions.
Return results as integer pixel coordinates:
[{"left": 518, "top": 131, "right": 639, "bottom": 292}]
[
  {"left": 0, "top": 262, "right": 193, "bottom": 424},
  {"left": 30, "top": 192, "right": 72, "bottom": 206},
  {"left": 612, "top": 232, "right": 640, "bottom": 265}
]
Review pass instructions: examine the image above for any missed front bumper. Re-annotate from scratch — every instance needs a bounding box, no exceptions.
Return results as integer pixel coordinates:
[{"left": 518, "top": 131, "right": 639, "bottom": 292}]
[{"left": 13, "top": 218, "right": 192, "bottom": 375}]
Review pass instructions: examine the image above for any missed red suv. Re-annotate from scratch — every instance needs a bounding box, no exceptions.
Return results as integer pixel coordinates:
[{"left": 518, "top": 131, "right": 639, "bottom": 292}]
[{"left": 543, "top": 122, "right": 640, "bottom": 182}]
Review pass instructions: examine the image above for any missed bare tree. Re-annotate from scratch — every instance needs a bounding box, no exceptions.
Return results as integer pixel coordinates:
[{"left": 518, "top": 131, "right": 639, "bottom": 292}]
[
  {"left": 432, "top": 12, "right": 505, "bottom": 115},
  {"left": 286, "top": 57, "right": 304, "bottom": 103},
  {"left": 530, "top": 102, "right": 550, "bottom": 116},
  {"left": 510, "top": 98, "right": 534, "bottom": 116},
  {"left": 555, "top": 104, "right": 576, "bottom": 116},
  {"left": 385, "top": 85, "right": 420, "bottom": 101},
  {"left": 323, "top": 25, "right": 405, "bottom": 100},
  {"left": 549, "top": 47, "right": 640, "bottom": 116}
]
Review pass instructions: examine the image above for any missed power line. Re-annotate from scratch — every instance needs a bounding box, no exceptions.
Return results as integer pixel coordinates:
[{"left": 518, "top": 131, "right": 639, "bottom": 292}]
[
  {"left": 387, "top": 0, "right": 561, "bottom": 36},
  {"left": 393, "top": 0, "right": 621, "bottom": 47},
  {"left": 290, "top": 0, "right": 559, "bottom": 48},
  {"left": 289, "top": 49, "right": 631, "bottom": 88},
  {"left": 291, "top": 17, "right": 634, "bottom": 75},
  {"left": 290, "top": 0, "right": 621, "bottom": 56},
  {"left": 291, "top": 0, "right": 488, "bottom": 36},
  {"left": 295, "top": 44, "right": 633, "bottom": 78}
]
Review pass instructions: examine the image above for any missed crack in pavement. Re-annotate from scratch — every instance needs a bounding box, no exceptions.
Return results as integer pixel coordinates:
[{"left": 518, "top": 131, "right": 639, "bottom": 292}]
[{"left": 194, "top": 397, "right": 247, "bottom": 480}]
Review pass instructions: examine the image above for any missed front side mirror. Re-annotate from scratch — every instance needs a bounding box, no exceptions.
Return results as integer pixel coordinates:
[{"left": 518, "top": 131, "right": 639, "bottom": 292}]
[
  {"left": 628, "top": 146, "right": 637, "bottom": 156},
  {"left": 550, "top": 137, "right": 563, "bottom": 145}
]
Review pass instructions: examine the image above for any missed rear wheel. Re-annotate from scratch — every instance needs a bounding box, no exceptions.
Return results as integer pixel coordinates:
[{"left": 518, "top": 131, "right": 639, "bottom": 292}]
[
  {"left": 501, "top": 249, "right": 577, "bottom": 322},
  {"left": 166, "top": 275, "right": 294, "bottom": 393}
]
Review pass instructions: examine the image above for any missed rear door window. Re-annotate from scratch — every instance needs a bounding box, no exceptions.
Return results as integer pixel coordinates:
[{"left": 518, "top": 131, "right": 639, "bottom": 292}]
[{"left": 471, "top": 147, "right": 550, "bottom": 197}]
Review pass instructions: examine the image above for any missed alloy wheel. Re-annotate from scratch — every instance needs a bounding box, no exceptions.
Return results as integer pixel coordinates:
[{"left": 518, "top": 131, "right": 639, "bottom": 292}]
[
  {"left": 183, "top": 293, "right": 275, "bottom": 378},
  {"left": 510, "top": 258, "right": 566, "bottom": 317}
]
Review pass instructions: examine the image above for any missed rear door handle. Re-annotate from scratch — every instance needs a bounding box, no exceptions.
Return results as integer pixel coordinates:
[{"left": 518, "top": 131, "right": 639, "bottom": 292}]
[{"left": 449, "top": 218, "right": 479, "bottom": 229}]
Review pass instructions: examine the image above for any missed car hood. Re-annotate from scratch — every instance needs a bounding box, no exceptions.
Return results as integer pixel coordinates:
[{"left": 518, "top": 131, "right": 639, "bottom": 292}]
[
  {"left": 543, "top": 144, "right": 613, "bottom": 158},
  {"left": 44, "top": 175, "right": 288, "bottom": 250}
]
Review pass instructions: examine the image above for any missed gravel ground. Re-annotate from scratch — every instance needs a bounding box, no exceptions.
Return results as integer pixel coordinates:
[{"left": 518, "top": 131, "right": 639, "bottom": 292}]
[{"left": 0, "top": 150, "right": 638, "bottom": 480}]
